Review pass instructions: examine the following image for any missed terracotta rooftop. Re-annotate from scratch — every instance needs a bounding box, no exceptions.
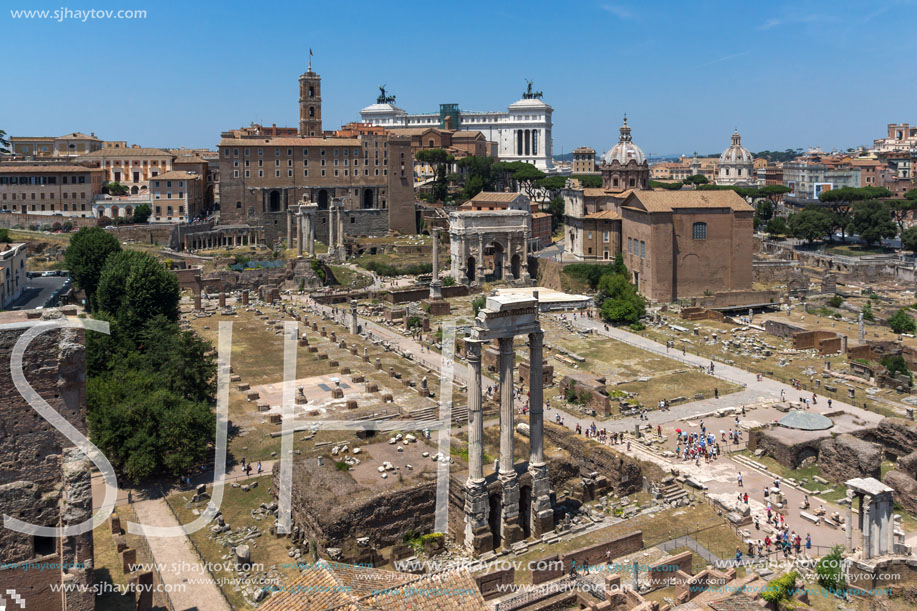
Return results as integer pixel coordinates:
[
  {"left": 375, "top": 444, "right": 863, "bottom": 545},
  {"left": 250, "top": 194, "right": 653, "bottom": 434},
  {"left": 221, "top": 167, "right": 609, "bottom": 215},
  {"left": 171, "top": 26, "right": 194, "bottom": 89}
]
[
  {"left": 469, "top": 192, "right": 526, "bottom": 203},
  {"left": 150, "top": 170, "right": 201, "bottom": 181},
  {"left": 219, "top": 137, "right": 362, "bottom": 147},
  {"left": 257, "top": 564, "right": 484, "bottom": 611},
  {"left": 0, "top": 164, "right": 99, "bottom": 173},
  {"left": 623, "top": 189, "right": 752, "bottom": 212},
  {"left": 585, "top": 210, "right": 621, "bottom": 219},
  {"left": 83, "top": 148, "right": 172, "bottom": 158}
]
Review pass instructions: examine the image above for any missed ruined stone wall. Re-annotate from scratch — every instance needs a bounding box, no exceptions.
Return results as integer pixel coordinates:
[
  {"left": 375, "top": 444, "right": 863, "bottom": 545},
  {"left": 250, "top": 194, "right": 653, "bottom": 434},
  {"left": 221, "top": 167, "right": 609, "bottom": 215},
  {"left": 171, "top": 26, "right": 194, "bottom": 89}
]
[
  {"left": 0, "top": 313, "right": 93, "bottom": 611},
  {"left": 105, "top": 223, "right": 176, "bottom": 246},
  {"left": 765, "top": 319, "right": 804, "bottom": 339},
  {"left": 747, "top": 427, "right": 823, "bottom": 469},
  {"left": 855, "top": 417, "right": 917, "bottom": 459},
  {"left": 530, "top": 531, "right": 643, "bottom": 584},
  {"left": 542, "top": 423, "right": 649, "bottom": 494},
  {"left": 0, "top": 213, "right": 97, "bottom": 231}
]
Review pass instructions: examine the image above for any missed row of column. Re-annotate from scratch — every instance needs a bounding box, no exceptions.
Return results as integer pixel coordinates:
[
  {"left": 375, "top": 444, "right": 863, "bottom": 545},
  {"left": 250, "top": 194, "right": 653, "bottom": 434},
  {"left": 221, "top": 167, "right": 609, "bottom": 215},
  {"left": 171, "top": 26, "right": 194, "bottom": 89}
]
[
  {"left": 185, "top": 231, "right": 259, "bottom": 250},
  {"left": 464, "top": 330, "right": 550, "bottom": 554}
]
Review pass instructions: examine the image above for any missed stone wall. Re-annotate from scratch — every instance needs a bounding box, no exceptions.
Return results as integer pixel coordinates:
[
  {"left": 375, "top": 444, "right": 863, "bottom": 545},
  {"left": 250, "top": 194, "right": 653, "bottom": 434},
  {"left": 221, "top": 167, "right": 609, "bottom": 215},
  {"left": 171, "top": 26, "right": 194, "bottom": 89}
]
[
  {"left": 690, "top": 289, "right": 780, "bottom": 309},
  {"left": 747, "top": 426, "right": 823, "bottom": 469},
  {"left": 0, "top": 212, "right": 97, "bottom": 230},
  {"left": 529, "top": 531, "right": 642, "bottom": 584},
  {"left": 313, "top": 209, "right": 389, "bottom": 243},
  {"left": 765, "top": 319, "right": 804, "bottom": 339},
  {"left": 0, "top": 311, "right": 94, "bottom": 611},
  {"left": 381, "top": 284, "right": 470, "bottom": 304},
  {"left": 542, "top": 422, "right": 650, "bottom": 494},
  {"left": 856, "top": 417, "right": 917, "bottom": 459},
  {"left": 475, "top": 567, "right": 514, "bottom": 600},
  {"left": 646, "top": 550, "right": 693, "bottom": 589},
  {"left": 105, "top": 223, "right": 176, "bottom": 246},
  {"left": 817, "top": 434, "right": 882, "bottom": 481}
]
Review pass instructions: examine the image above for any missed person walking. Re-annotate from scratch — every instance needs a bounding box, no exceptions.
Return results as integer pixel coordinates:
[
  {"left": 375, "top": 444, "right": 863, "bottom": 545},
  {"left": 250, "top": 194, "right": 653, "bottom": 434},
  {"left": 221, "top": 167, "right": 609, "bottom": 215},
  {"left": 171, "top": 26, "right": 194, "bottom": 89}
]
[{"left": 737, "top": 472, "right": 743, "bottom": 487}]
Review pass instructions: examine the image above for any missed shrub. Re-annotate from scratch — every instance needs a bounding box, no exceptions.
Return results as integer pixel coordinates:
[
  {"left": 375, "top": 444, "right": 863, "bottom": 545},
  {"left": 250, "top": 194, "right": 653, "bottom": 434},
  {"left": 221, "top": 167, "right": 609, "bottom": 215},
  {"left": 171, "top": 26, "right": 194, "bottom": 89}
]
[
  {"left": 441, "top": 275, "right": 456, "bottom": 287},
  {"left": 815, "top": 546, "right": 846, "bottom": 596},
  {"left": 888, "top": 309, "right": 917, "bottom": 334},
  {"left": 882, "top": 354, "right": 912, "bottom": 383},
  {"left": 406, "top": 315, "right": 422, "bottom": 329},
  {"left": 62, "top": 222, "right": 74, "bottom": 232},
  {"left": 829, "top": 294, "right": 844, "bottom": 308},
  {"left": 862, "top": 301, "right": 875, "bottom": 322},
  {"left": 471, "top": 295, "right": 486, "bottom": 316},
  {"left": 761, "top": 571, "right": 798, "bottom": 604},
  {"left": 0, "top": 228, "right": 9, "bottom": 243}
]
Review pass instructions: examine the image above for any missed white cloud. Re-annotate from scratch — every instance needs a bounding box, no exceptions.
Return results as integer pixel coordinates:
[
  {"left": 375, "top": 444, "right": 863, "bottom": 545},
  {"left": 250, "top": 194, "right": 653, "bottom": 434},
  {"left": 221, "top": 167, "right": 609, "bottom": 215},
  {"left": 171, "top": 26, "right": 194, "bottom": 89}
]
[{"left": 600, "top": 3, "right": 637, "bottom": 21}]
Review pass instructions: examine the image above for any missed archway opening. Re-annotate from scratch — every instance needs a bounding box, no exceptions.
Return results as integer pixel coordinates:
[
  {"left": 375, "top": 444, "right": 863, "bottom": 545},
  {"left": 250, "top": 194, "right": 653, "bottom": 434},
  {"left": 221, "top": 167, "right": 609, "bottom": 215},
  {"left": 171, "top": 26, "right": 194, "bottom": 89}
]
[
  {"left": 466, "top": 256, "right": 476, "bottom": 283},
  {"left": 488, "top": 492, "right": 502, "bottom": 549},
  {"left": 317, "top": 189, "right": 329, "bottom": 210},
  {"left": 269, "top": 190, "right": 281, "bottom": 212},
  {"left": 489, "top": 242, "right": 504, "bottom": 280},
  {"left": 362, "top": 188, "right": 373, "bottom": 209},
  {"left": 511, "top": 254, "right": 521, "bottom": 280}
]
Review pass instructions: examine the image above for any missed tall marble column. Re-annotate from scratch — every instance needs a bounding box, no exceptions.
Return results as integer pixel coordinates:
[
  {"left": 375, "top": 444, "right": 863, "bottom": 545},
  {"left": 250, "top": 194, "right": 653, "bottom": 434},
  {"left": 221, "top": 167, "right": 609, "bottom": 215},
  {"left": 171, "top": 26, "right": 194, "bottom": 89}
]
[
  {"left": 327, "top": 207, "right": 336, "bottom": 256},
  {"left": 503, "top": 237, "right": 513, "bottom": 280},
  {"left": 286, "top": 209, "right": 292, "bottom": 248},
  {"left": 430, "top": 228, "right": 442, "bottom": 299},
  {"left": 306, "top": 211, "right": 315, "bottom": 255},
  {"left": 337, "top": 202, "right": 345, "bottom": 249},
  {"left": 476, "top": 234, "right": 485, "bottom": 286},
  {"left": 296, "top": 212, "right": 304, "bottom": 257},
  {"left": 463, "top": 339, "right": 492, "bottom": 554},
  {"left": 528, "top": 330, "right": 553, "bottom": 536},
  {"left": 520, "top": 230, "right": 531, "bottom": 283},
  {"left": 350, "top": 299, "right": 358, "bottom": 335},
  {"left": 845, "top": 490, "right": 854, "bottom": 552},
  {"left": 498, "top": 336, "right": 523, "bottom": 547},
  {"left": 862, "top": 499, "right": 871, "bottom": 559}
]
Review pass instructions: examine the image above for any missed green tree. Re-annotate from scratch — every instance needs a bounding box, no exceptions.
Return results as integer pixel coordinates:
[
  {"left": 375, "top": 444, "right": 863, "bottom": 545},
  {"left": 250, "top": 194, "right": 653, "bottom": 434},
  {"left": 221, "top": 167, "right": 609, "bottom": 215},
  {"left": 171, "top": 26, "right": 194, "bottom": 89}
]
[
  {"left": 95, "top": 251, "right": 180, "bottom": 336},
  {"left": 765, "top": 217, "right": 787, "bottom": 237},
  {"left": 572, "top": 174, "right": 602, "bottom": 188},
  {"left": 65, "top": 227, "right": 123, "bottom": 308},
  {"left": 597, "top": 273, "right": 645, "bottom": 324},
  {"left": 888, "top": 309, "right": 917, "bottom": 334},
  {"left": 683, "top": 174, "right": 708, "bottom": 186},
  {"left": 548, "top": 196, "right": 565, "bottom": 231},
  {"left": 901, "top": 226, "right": 917, "bottom": 253},
  {"left": 536, "top": 175, "right": 568, "bottom": 205},
  {"left": 887, "top": 199, "right": 915, "bottom": 234},
  {"left": 132, "top": 203, "right": 152, "bottom": 224},
  {"left": 0, "top": 129, "right": 9, "bottom": 155},
  {"left": 820, "top": 186, "right": 892, "bottom": 241},
  {"left": 649, "top": 180, "right": 683, "bottom": 191},
  {"left": 758, "top": 184, "right": 791, "bottom": 205},
  {"left": 862, "top": 300, "right": 875, "bottom": 322},
  {"left": 815, "top": 546, "right": 846, "bottom": 595},
  {"left": 787, "top": 207, "right": 833, "bottom": 244},
  {"left": 848, "top": 199, "right": 896, "bottom": 246},
  {"left": 416, "top": 148, "right": 454, "bottom": 202},
  {"left": 103, "top": 181, "right": 130, "bottom": 196},
  {"left": 0, "top": 228, "right": 9, "bottom": 243},
  {"left": 454, "top": 156, "right": 498, "bottom": 198},
  {"left": 755, "top": 200, "right": 774, "bottom": 222},
  {"left": 512, "top": 164, "right": 547, "bottom": 200}
]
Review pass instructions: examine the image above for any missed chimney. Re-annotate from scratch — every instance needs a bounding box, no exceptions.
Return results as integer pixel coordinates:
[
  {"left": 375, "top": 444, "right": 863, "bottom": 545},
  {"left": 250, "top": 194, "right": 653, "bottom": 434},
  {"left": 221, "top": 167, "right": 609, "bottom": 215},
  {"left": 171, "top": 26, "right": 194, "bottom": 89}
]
[
  {"left": 271, "top": 124, "right": 277, "bottom": 137},
  {"left": 90, "top": 132, "right": 95, "bottom": 137}
]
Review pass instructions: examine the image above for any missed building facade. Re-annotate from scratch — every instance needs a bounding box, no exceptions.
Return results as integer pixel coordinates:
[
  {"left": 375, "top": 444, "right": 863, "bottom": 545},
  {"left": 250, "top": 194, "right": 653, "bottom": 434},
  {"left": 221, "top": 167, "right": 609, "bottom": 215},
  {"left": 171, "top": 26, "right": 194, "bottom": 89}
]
[
  {"left": 0, "top": 242, "right": 26, "bottom": 309},
  {"left": 150, "top": 171, "right": 203, "bottom": 222},
  {"left": 9, "top": 132, "right": 102, "bottom": 158},
  {"left": 873, "top": 123, "right": 917, "bottom": 154},
  {"left": 572, "top": 147, "right": 597, "bottom": 173},
  {"left": 0, "top": 163, "right": 104, "bottom": 216},
  {"left": 387, "top": 127, "right": 492, "bottom": 182},
  {"left": 82, "top": 147, "right": 174, "bottom": 194},
  {"left": 600, "top": 118, "right": 649, "bottom": 192},
  {"left": 360, "top": 82, "right": 555, "bottom": 171},
  {"left": 783, "top": 161, "right": 861, "bottom": 201}
]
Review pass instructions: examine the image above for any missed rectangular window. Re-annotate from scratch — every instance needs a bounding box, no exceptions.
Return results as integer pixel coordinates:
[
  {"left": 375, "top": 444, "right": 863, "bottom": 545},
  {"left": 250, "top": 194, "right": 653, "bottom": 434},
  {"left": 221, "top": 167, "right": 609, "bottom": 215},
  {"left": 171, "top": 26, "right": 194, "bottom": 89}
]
[
  {"left": 640, "top": 241, "right": 645, "bottom": 259},
  {"left": 603, "top": 231, "right": 609, "bottom": 242}
]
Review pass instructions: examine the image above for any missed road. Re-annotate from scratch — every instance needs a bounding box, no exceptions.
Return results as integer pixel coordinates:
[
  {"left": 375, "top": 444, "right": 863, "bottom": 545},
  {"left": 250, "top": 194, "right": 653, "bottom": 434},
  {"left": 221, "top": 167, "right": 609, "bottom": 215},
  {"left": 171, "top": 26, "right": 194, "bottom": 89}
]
[{"left": 7, "top": 275, "right": 69, "bottom": 310}]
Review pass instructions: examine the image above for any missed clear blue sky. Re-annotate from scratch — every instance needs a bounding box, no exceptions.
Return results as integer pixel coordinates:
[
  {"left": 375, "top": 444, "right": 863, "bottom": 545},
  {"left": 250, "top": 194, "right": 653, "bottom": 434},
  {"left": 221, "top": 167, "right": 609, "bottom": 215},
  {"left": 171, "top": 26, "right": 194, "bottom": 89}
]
[{"left": 3, "top": 0, "right": 915, "bottom": 157}]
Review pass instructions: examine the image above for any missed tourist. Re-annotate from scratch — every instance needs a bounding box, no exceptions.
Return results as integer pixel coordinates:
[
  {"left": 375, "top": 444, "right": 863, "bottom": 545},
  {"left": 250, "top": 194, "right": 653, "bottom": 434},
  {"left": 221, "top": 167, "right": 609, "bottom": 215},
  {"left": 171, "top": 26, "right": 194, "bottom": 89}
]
[
  {"left": 827, "top": 398, "right": 832, "bottom": 409},
  {"left": 241, "top": 457, "right": 246, "bottom": 471},
  {"left": 714, "top": 387, "right": 719, "bottom": 399},
  {"left": 737, "top": 472, "right": 743, "bottom": 487},
  {"left": 805, "top": 533, "right": 811, "bottom": 552},
  {"left": 754, "top": 515, "right": 760, "bottom": 530},
  {"left": 764, "top": 536, "right": 771, "bottom": 553},
  {"left": 735, "top": 548, "right": 742, "bottom": 564},
  {"left": 257, "top": 461, "right": 262, "bottom": 474},
  {"left": 743, "top": 492, "right": 748, "bottom": 504},
  {"left": 780, "top": 389, "right": 786, "bottom": 402}
]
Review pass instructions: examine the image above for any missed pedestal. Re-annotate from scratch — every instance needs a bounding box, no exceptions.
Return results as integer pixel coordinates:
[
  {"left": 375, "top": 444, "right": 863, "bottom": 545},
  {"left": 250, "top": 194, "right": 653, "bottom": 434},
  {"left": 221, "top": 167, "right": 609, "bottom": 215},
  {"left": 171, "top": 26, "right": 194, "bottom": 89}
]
[
  {"left": 528, "top": 463, "right": 554, "bottom": 537},
  {"left": 463, "top": 480, "right": 493, "bottom": 555},
  {"left": 429, "top": 280, "right": 442, "bottom": 300},
  {"left": 499, "top": 472, "right": 524, "bottom": 548}
]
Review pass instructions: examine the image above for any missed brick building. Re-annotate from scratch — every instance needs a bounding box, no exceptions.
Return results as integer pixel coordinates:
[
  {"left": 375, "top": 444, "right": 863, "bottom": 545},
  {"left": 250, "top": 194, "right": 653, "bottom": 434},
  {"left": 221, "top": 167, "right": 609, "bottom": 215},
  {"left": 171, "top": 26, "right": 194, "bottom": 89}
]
[
  {"left": 0, "top": 163, "right": 104, "bottom": 217},
  {"left": 218, "top": 64, "right": 415, "bottom": 245}
]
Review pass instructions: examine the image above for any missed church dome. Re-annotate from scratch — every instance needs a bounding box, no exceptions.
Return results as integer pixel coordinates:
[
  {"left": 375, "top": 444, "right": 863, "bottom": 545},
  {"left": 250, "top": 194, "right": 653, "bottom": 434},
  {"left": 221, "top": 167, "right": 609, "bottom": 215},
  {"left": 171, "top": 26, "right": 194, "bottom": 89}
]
[
  {"left": 720, "top": 131, "right": 753, "bottom": 164},
  {"left": 603, "top": 117, "right": 646, "bottom": 165}
]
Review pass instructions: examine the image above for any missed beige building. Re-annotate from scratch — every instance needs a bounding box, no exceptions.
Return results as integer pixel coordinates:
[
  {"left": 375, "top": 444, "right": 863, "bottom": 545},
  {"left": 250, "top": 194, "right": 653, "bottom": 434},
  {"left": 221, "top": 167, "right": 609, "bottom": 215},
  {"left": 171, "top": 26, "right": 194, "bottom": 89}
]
[
  {"left": 572, "top": 147, "right": 597, "bottom": 173},
  {"left": 0, "top": 242, "right": 27, "bottom": 309},
  {"left": 82, "top": 147, "right": 174, "bottom": 194},
  {"left": 0, "top": 163, "right": 104, "bottom": 216},
  {"left": 9, "top": 132, "right": 102, "bottom": 158},
  {"left": 150, "top": 170, "right": 203, "bottom": 222}
]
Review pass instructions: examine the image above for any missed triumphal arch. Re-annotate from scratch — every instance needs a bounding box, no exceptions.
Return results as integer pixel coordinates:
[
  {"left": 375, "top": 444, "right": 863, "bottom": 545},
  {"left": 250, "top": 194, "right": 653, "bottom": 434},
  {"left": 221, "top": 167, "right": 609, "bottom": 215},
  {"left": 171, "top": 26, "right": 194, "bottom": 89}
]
[{"left": 449, "top": 210, "right": 531, "bottom": 286}]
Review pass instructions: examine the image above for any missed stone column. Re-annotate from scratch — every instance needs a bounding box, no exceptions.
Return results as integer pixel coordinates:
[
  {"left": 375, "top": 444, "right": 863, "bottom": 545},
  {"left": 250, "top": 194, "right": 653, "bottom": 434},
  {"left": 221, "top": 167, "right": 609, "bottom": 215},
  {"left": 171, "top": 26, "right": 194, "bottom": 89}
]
[
  {"left": 219, "top": 291, "right": 226, "bottom": 308},
  {"left": 858, "top": 312, "right": 865, "bottom": 343},
  {"left": 286, "top": 209, "right": 292, "bottom": 248},
  {"left": 476, "top": 234, "right": 485, "bottom": 286},
  {"left": 350, "top": 300, "right": 358, "bottom": 335},
  {"left": 846, "top": 490, "right": 854, "bottom": 552},
  {"left": 327, "top": 207, "right": 336, "bottom": 256},
  {"left": 430, "top": 228, "right": 442, "bottom": 299},
  {"left": 296, "top": 212, "right": 304, "bottom": 257},
  {"left": 520, "top": 230, "right": 531, "bottom": 283},
  {"left": 862, "top": 498, "right": 871, "bottom": 560},
  {"left": 502, "top": 237, "right": 513, "bottom": 280},
  {"left": 528, "top": 330, "right": 553, "bottom": 536},
  {"left": 337, "top": 201, "right": 345, "bottom": 249},
  {"left": 498, "top": 336, "right": 523, "bottom": 547},
  {"left": 463, "top": 338, "right": 493, "bottom": 554},
  {"left": 194, "top": 290, "right": 202, "bottom": 311}
]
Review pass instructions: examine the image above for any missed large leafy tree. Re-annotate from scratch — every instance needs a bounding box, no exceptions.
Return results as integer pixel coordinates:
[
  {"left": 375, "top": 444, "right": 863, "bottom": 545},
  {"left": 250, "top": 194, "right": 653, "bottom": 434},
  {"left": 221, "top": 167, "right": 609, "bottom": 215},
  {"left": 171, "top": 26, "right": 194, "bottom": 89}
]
[
  {"left": 788, "top": 207, "right": 833, "bottom": 244},
  {"left": 765, "top": 217, "right": 787, "bottom": 238},
  {"left": 597, "top": 271, "right": 645, "bottom": 325},
  {"left": 572, "top": 174, "right": 602, "bottom": 188},
  {"left": 758, "top": 184, "right": 791, "bottom": 205},
  {"left": 902, "top": 226, "right": 917, "bottom": 253},
  {"left": 848, "top": 199, "right": 896, "bottom": 246},
  {"left": 132, "top": 203, "right": 152, "bottom": 224},
  {"left": 683, "top": 174, "right": 708, "bottom": 186},
  {"left": 536, "top": 175, "right": 568, "bottom": 205},
  {"left": 0, "top": 129, "right": 9, "bottom": 154},
  {"left": 454, "top": 156, "right": 498, "bottom": 199},
  {"left": 819, "top": 186, "right": 892, "bottom": 241},
  {"left": 416, "top": 148, "right": 454, "bottom": 202},
  {"left": 512, "top": 164, "right": 547, "bottom": 200},
  {"left": 64, "top": 227, "right": 122, "bottom": 308},
  {"left": 96, "top": 250, "right": 180, "bottom": 336},
  {"left": 888, "top": 309, "right": 917, "bottom": 335}
]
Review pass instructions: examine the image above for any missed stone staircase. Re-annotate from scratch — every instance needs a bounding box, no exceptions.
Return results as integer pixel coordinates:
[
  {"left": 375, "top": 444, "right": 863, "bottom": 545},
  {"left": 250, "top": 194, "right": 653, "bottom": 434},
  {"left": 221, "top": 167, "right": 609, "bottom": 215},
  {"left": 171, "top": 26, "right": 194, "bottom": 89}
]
[
  {"left": 658, "top": 482, "right": 690, "bottom": 506},
  {"left": 405, "top": 404, "right": 469, "bottom": 424}
]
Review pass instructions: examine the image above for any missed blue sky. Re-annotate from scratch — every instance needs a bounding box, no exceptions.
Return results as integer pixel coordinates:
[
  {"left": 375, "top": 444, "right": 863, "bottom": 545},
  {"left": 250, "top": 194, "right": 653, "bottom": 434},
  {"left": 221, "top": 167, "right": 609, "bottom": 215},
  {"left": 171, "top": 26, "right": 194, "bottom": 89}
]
[{"left": 3, "top": 0, "right": 915, "bottom": 157}]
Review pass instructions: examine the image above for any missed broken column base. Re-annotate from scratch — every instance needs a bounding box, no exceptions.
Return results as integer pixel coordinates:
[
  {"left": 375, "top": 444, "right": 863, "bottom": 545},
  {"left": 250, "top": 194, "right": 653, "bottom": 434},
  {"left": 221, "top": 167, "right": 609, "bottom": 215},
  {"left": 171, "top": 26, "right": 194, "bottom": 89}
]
[{"left": 500, "top": 473, "right": 524, "bottom": 549}]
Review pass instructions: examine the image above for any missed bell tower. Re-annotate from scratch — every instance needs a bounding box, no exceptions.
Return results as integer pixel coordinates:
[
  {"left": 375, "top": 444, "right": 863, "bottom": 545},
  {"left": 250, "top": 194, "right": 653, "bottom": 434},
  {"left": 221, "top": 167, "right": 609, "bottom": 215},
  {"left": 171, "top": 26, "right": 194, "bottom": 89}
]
[{"left": 298, "top": 55, "right": 322, "bottom": 137}]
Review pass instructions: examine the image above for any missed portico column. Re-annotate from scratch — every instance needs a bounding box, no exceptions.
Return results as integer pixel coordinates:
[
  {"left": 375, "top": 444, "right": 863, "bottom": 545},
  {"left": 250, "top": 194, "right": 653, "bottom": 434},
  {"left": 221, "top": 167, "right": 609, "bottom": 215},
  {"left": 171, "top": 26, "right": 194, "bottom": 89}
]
[
  {"left": 845, "top": 490, "right": 854, "bottom": 552},
  {"left": 337, "top": 203, "right": 345, "bottom": 248},
  {"left": 286, "top": 209, "right": 292, "bottom": 248},
  {"left": 476, "top": 234, "right": 485, "bottom": 286},
  {"left": 463, "top": 339, "right": 493, "bottom": 554},
  {"left": 307, "top": 212, "right": 315, "bottom": 255},
  {"left": 520, "top": 230, "right": 531, "bottom": 283},
  {"left": 498, "top": 336, "right": 523, "bottom": 547},
  {"left": 528, "top": 329, "right": 553, "bottom": 536},
  {"left": 328, "top": 207, "right": 336, "bottom": 254},
  {"left": 862, "top": 498, "right": 871, "bottom": 560},
  {"left": 430, "top": 228, "right": 442, "bottom": 299},
  {"left": 296, "top": 213, "right": 303, "bottom": 257},
  {"left": 503, "top": 237, "right": 513, "bottom": 280}
]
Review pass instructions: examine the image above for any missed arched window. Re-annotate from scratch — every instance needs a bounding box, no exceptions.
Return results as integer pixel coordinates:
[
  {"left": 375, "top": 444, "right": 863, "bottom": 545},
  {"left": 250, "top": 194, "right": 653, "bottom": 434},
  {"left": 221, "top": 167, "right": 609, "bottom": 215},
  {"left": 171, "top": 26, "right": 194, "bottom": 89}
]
[
  {"left": 308, "top": 86, "right": 314, "bottom": 97},
  {"left": 309, "top": 107, "right": 315, "bottom": 118},
  {"left": 693, "top": 222, "right": 707, "bottom": 240},
  {"left": 236, "top": 201, "right": 242, "bottom": 209}
]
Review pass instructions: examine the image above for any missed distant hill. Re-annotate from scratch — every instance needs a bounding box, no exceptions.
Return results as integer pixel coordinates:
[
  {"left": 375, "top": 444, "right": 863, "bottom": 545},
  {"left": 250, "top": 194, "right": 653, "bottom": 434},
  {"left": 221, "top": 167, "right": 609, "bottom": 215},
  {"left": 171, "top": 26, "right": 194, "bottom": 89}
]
[{"left": 553, "top": 152, "right": 574, "bottom": 162}]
